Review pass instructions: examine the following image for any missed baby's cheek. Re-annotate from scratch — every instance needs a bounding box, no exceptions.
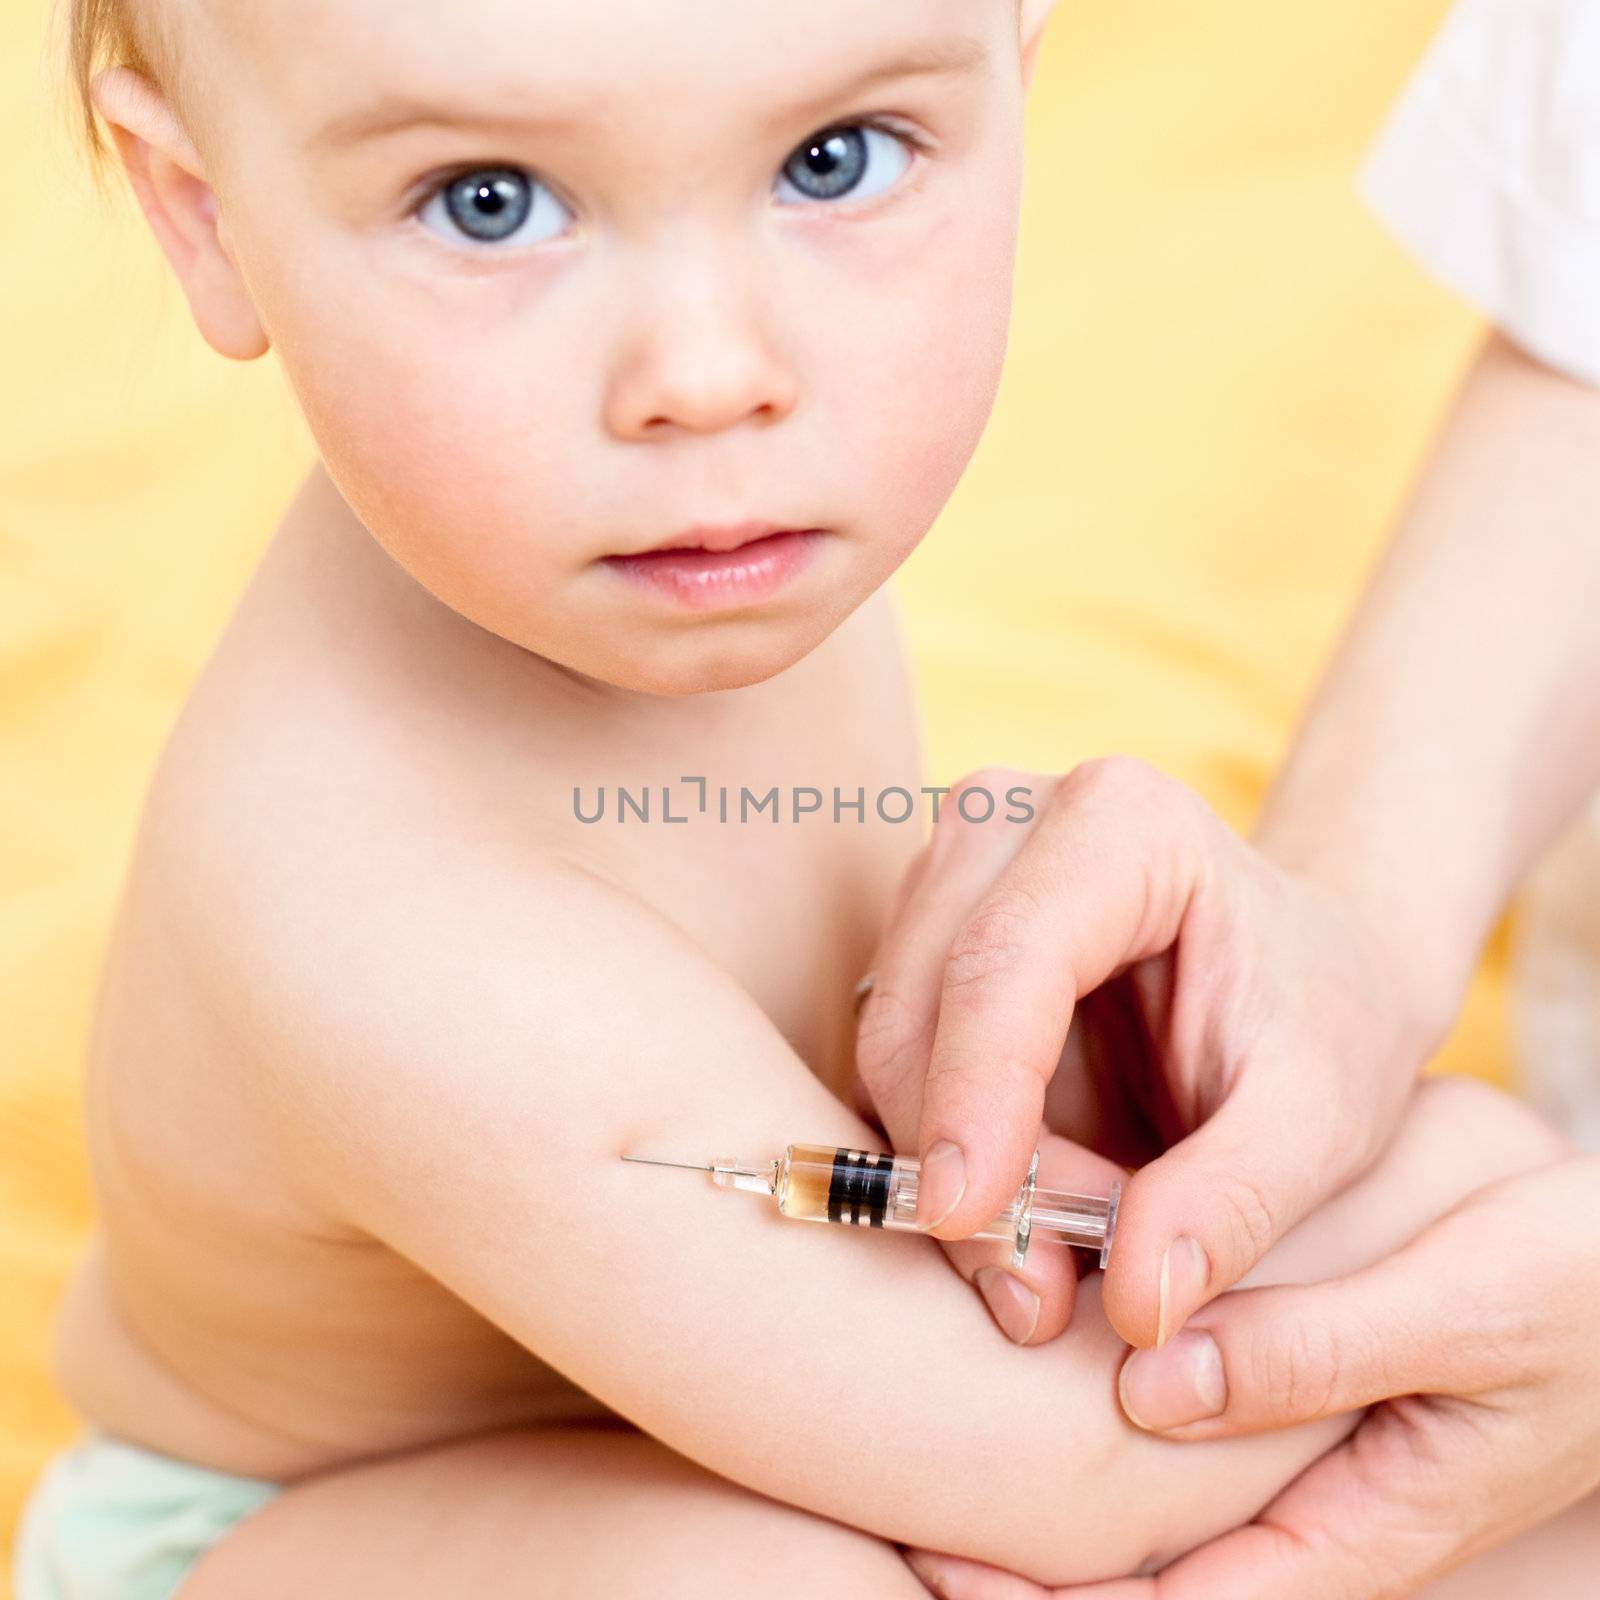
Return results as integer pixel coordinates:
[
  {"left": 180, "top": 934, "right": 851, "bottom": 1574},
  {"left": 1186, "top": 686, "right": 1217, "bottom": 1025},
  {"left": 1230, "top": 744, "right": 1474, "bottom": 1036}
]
[
  {"left": 854, "top": 233, "right": 1016, "bottom": 555},
  {"left": 279, "top": 322, "right": 573, "bottom": 603}
]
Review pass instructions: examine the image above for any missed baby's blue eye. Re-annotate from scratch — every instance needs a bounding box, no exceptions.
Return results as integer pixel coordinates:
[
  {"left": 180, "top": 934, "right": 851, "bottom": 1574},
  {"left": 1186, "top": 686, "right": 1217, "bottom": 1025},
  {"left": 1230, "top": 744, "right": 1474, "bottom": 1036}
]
[
  {"left": 418, "top": 167, "right": 570, "bottom": 248},
  {"left": 774, "top": 124, "right": 913, "bottom": 206}
]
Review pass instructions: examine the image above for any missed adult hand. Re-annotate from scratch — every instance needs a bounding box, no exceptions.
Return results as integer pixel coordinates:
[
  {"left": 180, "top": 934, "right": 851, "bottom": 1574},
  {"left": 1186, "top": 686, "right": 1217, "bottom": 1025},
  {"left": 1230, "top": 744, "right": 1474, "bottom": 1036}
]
[
  {"left": 902, "top": 1156, "right": 1600, "bottom": 1599},
  {"left": 851, "top": 758, "right": 1447, "bottom": 1350}
]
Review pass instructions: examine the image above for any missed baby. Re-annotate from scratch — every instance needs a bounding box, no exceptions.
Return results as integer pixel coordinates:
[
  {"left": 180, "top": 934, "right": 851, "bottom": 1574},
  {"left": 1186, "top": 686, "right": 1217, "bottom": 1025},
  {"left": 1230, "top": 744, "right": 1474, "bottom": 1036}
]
[{"left": 12, "top": 0, "right": 1579, "bottom": 1595}]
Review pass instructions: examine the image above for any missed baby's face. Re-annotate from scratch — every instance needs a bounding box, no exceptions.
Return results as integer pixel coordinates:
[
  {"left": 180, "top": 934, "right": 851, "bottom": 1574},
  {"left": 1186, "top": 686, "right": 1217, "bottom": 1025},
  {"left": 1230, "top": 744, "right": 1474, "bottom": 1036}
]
[{"left": 189, "top": 0, "right": 1030, "bottom": 693}]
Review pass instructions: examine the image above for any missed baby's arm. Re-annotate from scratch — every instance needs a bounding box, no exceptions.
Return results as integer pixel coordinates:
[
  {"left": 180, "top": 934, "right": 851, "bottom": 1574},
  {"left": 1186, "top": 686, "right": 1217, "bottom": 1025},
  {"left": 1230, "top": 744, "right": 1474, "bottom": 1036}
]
[{"left": 233, "top": 849, "right": 1553, "bottom": 1588}]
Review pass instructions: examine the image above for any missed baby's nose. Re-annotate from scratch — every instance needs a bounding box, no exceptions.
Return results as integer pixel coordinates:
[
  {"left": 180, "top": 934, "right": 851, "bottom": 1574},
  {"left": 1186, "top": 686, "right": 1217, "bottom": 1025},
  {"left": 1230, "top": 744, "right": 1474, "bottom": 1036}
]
[{"left": 603, "top": 272, "right": 800, "bottom": 439}]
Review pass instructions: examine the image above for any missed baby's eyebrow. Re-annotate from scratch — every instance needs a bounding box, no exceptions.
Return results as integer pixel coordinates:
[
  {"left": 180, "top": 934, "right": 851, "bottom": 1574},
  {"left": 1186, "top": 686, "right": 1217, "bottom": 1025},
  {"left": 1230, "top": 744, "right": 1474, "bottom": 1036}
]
[{"left": 306, "top": 34, "right": 991, "bottom": 153}]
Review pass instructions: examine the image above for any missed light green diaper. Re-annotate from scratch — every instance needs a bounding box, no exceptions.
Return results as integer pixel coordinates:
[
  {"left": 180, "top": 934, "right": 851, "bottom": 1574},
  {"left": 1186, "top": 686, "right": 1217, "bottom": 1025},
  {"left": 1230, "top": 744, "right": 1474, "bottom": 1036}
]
[{"left": 11, "top": 1428, "right": 280, "bottom": 1600}]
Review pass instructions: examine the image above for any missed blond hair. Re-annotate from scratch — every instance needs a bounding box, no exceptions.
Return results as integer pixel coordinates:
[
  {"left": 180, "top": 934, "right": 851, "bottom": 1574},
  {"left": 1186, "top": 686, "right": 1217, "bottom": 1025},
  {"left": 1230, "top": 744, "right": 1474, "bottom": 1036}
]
[
  {"left": 58, "top": 0, "right": 1032, "bottom": 181},
  {"left": 56, "top": 0, "right": 176, "bottom": 179}
]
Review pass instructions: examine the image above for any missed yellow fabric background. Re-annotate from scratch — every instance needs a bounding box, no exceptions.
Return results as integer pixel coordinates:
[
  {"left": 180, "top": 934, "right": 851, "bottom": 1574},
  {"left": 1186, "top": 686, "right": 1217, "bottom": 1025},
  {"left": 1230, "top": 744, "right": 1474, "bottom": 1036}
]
[{"left": 1, "top": 0, "right": 1508, "bottom": 1581}]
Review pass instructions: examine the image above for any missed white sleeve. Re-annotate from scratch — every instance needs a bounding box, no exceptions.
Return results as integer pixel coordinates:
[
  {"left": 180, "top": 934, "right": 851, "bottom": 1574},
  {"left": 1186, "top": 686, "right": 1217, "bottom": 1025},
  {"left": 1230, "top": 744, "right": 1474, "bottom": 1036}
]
[{"left": 1358, "top": 0, "right": 1600, "bottom": 387}]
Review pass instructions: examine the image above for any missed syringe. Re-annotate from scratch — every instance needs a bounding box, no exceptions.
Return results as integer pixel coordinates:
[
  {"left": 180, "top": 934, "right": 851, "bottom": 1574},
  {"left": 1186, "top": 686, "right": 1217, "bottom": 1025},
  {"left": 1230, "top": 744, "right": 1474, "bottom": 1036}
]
[{"left": 621, "top": 1142, "right": 1121, "bottom": 1270}]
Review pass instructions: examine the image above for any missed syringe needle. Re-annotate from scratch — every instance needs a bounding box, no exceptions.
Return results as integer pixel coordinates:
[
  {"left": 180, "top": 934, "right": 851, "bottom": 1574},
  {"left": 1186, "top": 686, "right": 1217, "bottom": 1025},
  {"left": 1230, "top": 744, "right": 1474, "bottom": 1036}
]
[{"left": 620, "top": 1154, "right": 715, "bottom": 1171}]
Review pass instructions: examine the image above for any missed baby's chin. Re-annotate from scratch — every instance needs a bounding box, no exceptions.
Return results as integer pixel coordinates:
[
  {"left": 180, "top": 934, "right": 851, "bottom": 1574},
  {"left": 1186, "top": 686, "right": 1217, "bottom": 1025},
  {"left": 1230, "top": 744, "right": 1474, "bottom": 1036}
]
[
  {"left": 515, "top": 596, "right": 860, "bottom": 698},
  {"left": 560, "top": 622, "right": 842, "bottom": 698}
]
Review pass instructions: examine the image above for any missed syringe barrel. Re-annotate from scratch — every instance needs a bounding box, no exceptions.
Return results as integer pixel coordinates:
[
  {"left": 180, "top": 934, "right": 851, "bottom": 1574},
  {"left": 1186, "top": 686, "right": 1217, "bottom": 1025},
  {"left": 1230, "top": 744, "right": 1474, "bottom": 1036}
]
[
  {"left": 770, "top": 1144, "right": 1118, "bottom": 1267},
  {"left": 774, "top": 1144, "right": 922, "bottom": 1232}
]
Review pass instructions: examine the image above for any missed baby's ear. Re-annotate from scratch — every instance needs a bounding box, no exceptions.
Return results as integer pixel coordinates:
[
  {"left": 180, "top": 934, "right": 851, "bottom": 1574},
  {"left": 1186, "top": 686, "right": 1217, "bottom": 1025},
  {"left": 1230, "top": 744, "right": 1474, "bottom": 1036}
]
[
  {"left": 90, "top": 66, "right": 269, "bottom": 361},
  {"left": 1018, "top": 0, "right": 1059, "bottom": 92}
]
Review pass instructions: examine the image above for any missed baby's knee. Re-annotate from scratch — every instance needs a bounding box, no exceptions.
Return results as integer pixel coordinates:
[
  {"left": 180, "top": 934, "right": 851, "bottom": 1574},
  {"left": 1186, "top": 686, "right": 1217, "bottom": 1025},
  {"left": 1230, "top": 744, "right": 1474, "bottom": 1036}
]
[
  {"left": 1251, "top": 1075, "right": 1571, "bottom": 1297},
  {"left": 1404, "top": 1073, "right": 1573, "bottom": 1185}
]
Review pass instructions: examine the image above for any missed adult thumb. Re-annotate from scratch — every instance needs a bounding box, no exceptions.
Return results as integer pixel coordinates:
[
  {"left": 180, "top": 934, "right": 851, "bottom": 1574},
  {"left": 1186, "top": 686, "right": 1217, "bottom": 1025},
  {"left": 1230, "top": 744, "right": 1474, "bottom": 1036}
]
[
  {"left": 1100, "top": 1083, "right": 1364, "bottom": 1349},
  {"left": 1113, "top": 1233, "right": 1472, "bottom": 1438}
]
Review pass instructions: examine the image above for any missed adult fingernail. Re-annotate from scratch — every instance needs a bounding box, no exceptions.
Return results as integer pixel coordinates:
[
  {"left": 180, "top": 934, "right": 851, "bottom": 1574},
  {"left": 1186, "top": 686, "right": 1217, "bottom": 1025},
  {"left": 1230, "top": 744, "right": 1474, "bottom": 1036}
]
[
  {"left": 917, "top": 1140, "right": 966, "bottom": 1229},
  {"left": 975, "top": 1266, "right": 1040, "bottom": 1344},
  {"left": 1119, "top": 1330, "right": 1227, "bottom": 1431},
  {"left": 1156, "top": 1234, "right": 1210, "bottom": 1346}
]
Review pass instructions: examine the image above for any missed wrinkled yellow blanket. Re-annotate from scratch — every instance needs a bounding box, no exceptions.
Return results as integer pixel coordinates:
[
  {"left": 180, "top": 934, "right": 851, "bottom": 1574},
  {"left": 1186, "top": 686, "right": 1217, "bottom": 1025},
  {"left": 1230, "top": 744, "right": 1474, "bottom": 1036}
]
[{"left": 2, "top": 0, "right": 1504, "bottom": 1584}]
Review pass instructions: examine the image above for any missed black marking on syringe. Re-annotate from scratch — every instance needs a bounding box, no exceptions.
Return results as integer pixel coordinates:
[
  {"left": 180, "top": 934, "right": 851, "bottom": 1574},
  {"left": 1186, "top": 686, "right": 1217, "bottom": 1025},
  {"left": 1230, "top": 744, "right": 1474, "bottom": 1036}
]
[{"left": 828, "top": 1147, "right": 894, "bottom": 1227}]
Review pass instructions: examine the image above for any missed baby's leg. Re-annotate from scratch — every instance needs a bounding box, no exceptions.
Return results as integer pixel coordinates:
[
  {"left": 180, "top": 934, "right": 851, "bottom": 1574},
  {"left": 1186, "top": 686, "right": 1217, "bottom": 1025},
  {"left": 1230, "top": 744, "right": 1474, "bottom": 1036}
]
[
  {"left": 180, "top": 1420, "right": 927, "bottom": 1598},
  {"left": 1241, "top": 1072, "right": 1573, "bottom": 1290}
]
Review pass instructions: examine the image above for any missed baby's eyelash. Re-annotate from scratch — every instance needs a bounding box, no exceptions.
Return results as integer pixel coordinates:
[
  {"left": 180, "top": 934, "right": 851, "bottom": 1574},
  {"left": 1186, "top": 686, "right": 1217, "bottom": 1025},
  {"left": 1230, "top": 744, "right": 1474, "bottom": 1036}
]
[
  {"left": 402, "top": 114, "right": 934, "bottom": 218},
  {"left": 405, "top": 163, "right": 526, "bottom": 217},
  {"left": 838, "top": 114, "right": 934, "bottom": 154}
]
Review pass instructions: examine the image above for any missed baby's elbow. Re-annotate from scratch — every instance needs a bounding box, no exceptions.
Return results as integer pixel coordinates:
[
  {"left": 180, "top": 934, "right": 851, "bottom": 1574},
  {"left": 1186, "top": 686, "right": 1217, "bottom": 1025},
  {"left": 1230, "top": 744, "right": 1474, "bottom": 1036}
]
[
  {"left": 937, "top": 1416, "right": 1163, "bottom": 1589},
  {"left": 972, "top": 1422, "right": 1322, "bottom": 1589},
  {"left": 1009, "top": 1464, "right": 1226, "bottom": 1587},
  {"left": 1024, "top": 1448, "right": 1183, "bottom": 1588},
  {"left": 867, "top": 1331, "right": 1205, "bottom": 1585}
]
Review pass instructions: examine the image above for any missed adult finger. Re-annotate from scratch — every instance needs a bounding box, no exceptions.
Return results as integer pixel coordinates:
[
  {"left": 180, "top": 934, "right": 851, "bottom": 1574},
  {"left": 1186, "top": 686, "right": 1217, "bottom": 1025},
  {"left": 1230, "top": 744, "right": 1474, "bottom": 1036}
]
[
  {"left": 1100, "top": 1069, "right": 1383, "bottom": 1349},
  {"left": 854, "top": 767, "right": 1050, "bottom": 1147},
  {"left": 914, "top": 758, "right": 1209, "bottom": 1244},
  {"left": 843, "top": 839, "right": 933, "bottom": 1128},
  {"left": 853, "top": 771, "right": 1112, "bottom": 1342},
  {"left": 936, "top": 1129, "right": 1127, "bottom": 1345}
]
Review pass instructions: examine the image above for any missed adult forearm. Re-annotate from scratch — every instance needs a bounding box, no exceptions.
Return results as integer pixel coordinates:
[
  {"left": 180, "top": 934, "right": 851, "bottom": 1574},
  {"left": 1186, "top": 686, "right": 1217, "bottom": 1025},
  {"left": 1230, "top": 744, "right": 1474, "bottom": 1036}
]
[{"left": 1254, "top": 331, "right": 1600, "bottom": 1043}]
